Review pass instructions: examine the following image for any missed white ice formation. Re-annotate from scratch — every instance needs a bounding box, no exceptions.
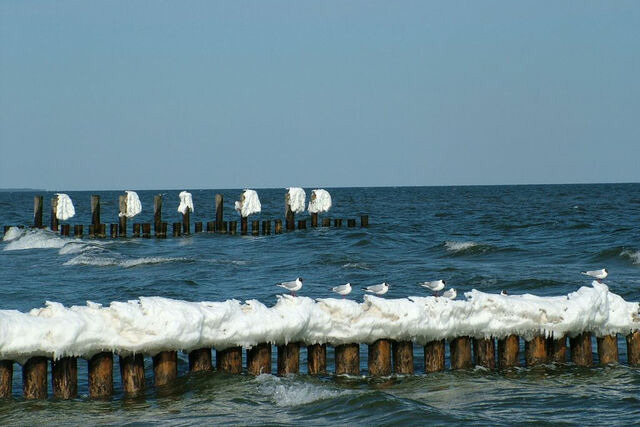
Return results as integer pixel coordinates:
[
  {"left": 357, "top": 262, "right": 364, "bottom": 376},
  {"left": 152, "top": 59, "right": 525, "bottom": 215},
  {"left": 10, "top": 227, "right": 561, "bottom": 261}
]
[
  {"left": 55, "top": 194, "right": 75, "bottom": 221},
  {"left": 286, "top": 188, "right": 306, "bottom": 214},
  {"left": 234, "top": 189, "right": 261, "bottom": 217},
  {"left": 308, "top": 189, "right": 332, "bottom": 214},
  {"left": 119, "top": 191, "right": 142, "bottom": 218},
  {"left": 177, "top": 191, "right": 194, "bottom": 214}
]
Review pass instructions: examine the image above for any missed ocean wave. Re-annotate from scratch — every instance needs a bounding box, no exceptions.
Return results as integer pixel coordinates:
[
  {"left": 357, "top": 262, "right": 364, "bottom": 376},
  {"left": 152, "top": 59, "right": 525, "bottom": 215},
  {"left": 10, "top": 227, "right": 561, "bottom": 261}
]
[
  {"left": 593, "top": 247, "right": 640, "bottom": 265},
  {"left": 2, "top": 226, "right": 24, "bottom": 242},
  {"left": 255, "top": 375, "right": 350, "bottom": 407},
  {"left": 342, "top": 262, "right": 371, "bottom": 270},
  {"left": 63, "top": 254, "right": 190, "bottom": 268},
  {"left": 621, "top": 249, "right": 640, "bottom": 265},
  {"left": 444, "top": 241, "right": 478, "bottom": 252},
  {"left": 3, "top": 228, "right": 75, "bottom": 251},
  {"left": 442, "top": 240, "right": 518, "bottom": 256}
]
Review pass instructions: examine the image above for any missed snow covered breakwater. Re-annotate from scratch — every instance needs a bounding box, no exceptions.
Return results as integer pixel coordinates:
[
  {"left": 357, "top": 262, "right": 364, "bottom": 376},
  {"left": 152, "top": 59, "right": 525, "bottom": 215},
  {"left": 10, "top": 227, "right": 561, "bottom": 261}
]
[{"left": 1, "top": 282, "right": 638, "bottom": 362}]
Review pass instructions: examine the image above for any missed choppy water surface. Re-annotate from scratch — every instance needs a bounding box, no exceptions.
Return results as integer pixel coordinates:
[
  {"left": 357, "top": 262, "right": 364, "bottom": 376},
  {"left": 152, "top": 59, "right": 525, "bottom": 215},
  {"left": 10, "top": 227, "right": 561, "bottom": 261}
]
[{"left": 1, "top": 184, "right": 639, "bottom": 424}]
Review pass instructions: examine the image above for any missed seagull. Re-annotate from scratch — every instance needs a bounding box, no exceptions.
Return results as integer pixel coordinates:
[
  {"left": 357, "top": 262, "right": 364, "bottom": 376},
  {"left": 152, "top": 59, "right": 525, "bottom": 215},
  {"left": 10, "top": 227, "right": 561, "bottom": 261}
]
[
  {"left": 276, "top": 277, "right": 303, "bottom": 296},
  {"left": 362, "top": 282, "right": 389, "bottom": 295},
  {"left": 331, "top": 283, "right": 352, "bottom": 298},
  {"left": 419, "top": 280, "right": 446, "bottom": 296},
  {"left": 442, "top": 288, "right": 457, "bottom": 300},
  {"left": 581, "top": 268, "right": 608, "bottom": 283}
]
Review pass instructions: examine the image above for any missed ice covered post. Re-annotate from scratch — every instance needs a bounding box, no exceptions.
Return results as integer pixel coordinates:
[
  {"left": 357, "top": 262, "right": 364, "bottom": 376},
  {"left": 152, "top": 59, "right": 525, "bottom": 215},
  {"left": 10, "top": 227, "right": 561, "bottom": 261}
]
[
  {"left": 54, "top": 193, "right": 75, "bottom": 235},
  {"left": 307, "top": 344, "right": 327, "bottom": 375},
  {"left": 178, "top": 191, "right": 194, "bottom": 235},
  {"left": 0, "top": 360, "right": 12, "bottom": 398},
  {"left": 335, "top": 343, "right": 360, "bottom": 375},
  {"left": 285, "top": 187, "right": 306, "bottom": 231},
  {"left": 234, "top": 189, "right": 261, "bottom": 236},
  {"left": 118, "top": 191, "right": 142, "bottom": 238},
  {"left": 307, "top": 189, "right": 332, "bottom": 228}
]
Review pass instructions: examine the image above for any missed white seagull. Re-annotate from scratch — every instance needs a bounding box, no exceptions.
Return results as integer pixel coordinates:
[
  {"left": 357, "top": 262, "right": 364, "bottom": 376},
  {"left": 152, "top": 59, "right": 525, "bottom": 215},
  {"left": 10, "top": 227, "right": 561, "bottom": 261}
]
[
  {"left": 442, "top": 288, "right": 457, "bottom": 300},
  {"left": 581, "top": 268, "right": 608, "bottom": 283},
  {"left": 419, "top": 279, "right": 446, "bottom": 296},
  {"left": 331, "top": 283, "right": 352, "bottom": 298},
  {"left": 362, "top": 282, "right": 389, "bottom": 295},
  {"left": 276, "top": 277, "right": 303, "bottom": 296}
]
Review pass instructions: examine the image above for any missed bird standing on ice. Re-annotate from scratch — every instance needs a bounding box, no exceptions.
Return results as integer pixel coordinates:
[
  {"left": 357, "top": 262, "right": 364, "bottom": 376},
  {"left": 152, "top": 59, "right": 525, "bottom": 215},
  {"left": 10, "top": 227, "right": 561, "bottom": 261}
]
[
  {"left": 362, "top": 282, "right": 389, "bottom": 295},
  {"left": 276, "top": 277, "right": 303, "bottom": 296},
  {"left": 419, "top": 279, "right": 445, "bottom": 296},
  {"left": 442, "top": 288, "right": 457, "bottom": 300},
  {"left": 331, "top": 283, "right": 352, "bottom": 298},
  {"left": 581, "top": 268, "right": 608, "bottom": 283}
]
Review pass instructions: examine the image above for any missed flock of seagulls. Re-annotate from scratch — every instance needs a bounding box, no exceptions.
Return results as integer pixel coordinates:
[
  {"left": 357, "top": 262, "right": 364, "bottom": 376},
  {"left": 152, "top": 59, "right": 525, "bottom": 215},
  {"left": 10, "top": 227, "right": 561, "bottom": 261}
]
[{"left": 275, "top": 268, "right": 607, "bottom": 300}]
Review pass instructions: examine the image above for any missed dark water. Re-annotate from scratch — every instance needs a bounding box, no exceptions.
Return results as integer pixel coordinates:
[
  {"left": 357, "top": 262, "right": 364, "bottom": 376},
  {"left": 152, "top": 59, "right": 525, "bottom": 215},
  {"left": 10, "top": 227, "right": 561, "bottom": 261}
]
[{"left": 1, "top": 184, "right": 639, "bottom": 424}]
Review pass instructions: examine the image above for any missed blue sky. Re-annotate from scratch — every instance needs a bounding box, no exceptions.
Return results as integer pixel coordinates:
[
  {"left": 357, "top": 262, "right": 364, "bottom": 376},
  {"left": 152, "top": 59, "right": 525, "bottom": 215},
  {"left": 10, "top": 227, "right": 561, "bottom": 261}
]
[{"left": 1, "top": 1, "right": 638, "bottom": 190}]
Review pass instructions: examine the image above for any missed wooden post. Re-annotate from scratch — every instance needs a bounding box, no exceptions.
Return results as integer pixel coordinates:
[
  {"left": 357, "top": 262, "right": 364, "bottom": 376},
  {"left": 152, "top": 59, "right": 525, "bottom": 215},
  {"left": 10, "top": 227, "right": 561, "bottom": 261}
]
[
  {"left": 172, "top": 222, "right": 181, "bottom": 237},
  {"left": 241, "top": 216, "right": 248, "bottom": 235},
  {"left": 252, "top": 220, "right": 259, "bottom": 236},
  {"left": 570, "top": 332, "right": 593, "bottom": 366},
  {"left": 473, "top": 338, "right": 496, "bottom": 369},
  {"left": 34, "top": 196, "right": 43, "bottom": 228},
  {"left": 297, "top": 219, "right": 306, "bottom": 230},
  {"left": 99, "top": 223, "right": 106, "bottom": 238},
  {"left": 195, "top": 222, "right": 203, "bottom": 233},
  {"left": 264, "top": 220, "right": 271, "bottom": 235},
  {"left": 247, "top": 343, "right": 271, "bottom": 375},
  {"left": 347, "top": 219, "right": 356, "bottom": 227},
  {"left": 597, "top": 335, "right": 618, "bottom": 365},
  {"left": 392, "top": 341, "right": 414, "bottom": 374},
  {"left": 335, "top": 344, "right": 359, "bottom": 375},
  {"left": 0, "top": 360, "right": 13, "bottom": 398},
  {"left": 88, "top": 352, "right": 113, "bottom": 399},
  {"left": 311, "top": 213, "right": 318, "bottom": 227},
  {"left": 23, "top": 356, "right": 48, "bottom": 399},
  {"left": 207, "top": 221, "right": 215, "bottom": 232},
  {"left": 498, "top": 335, "right": 520, "bottom": 368},
  {"left": 307, "top": 344, "right": 327, "bottom": 375},
  {"left": 219, "top": 221, "right": 228, "bottom": 234},
  {"left": 216, "top": 347, "right": 242, "bottom": 374},
  {"left": 334, "top": 219, "right": 342, "bottom": 227},
  {"left": 525, "top": 336, "right": 547, "bottom": 366},
  {"left": 160, "top": 222, "right": 168, "bottom": 238},
  {"left": 182, "top": 208, "right": 190, "bottom": 235},
  {"left": 277, "top": 342, "right": 300, "bottom": 376},
  {"left": 228, "top": 221, "right": 237, "bottom": 235},
  {"left": 110, "top": 223, "right": 118, "bottom": 238},
  {"left": 52, "top": 357, "right": 77, "bottom": 399},
  {"left": 322, "top": 218, "right": 331, "bottom": 227},
  {"left": 368, "top": 339, "right": 391, "bottom": 376},
  {"left": 361, "top": 215, "right": 369, "bottom": 227},
  {"left": 132, "top": 223, "right": 141, "bottom": 238},
  {"left": 450, "top": 337, "right": 472, "bottom": 369},
  {"left": 274, "top": 219, "right": 283, "bottom": 234},
  {"left": 51, "top": 197, "right": 59, "bottom": 231},
  {"left": 118, "top": 195, "right": 127, "bottom": 237},
  {"left": 91, "top": 195, "right": 100, "bottom": 233},
  {"left": 547, "top": 336, "right": 567, "bottom": 363},
  {"left": 285, "top": 193, "right": 295, "bottom": 231},
  {"left": 60, "top": 224, "right": 70, "bottom": 236},
  {"left": 424, "top": 340, "right": 445, "bottom": 372},
  {"left": 154, "top": 194, "right": 162, "bottom": 235},
  {"left": 74, "top": 224, "right": 83, "bottom": 237},
  {"left": 142, "top": 223, "right": 151, "bottom": 238},
  {"left": 153, "top": 351, "right": 178, "bottom": 387},
  {"left": 119, "top": 354, "right": 145, "bottom": 395},
  {"left": 215, "top": 194, "right": 224, "bottom": 232},
  {"left": 627, "top": 331, "right": 640, "bottom": 366},
  {"left": 188, "top": 348, "right": 212, "bottom": 372}
]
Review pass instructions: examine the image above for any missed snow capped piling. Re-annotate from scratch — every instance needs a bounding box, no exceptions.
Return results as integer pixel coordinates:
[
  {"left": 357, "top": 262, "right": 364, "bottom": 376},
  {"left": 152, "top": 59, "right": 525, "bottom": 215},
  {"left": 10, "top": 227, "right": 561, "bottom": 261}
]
[
  {"left": 235, "top": 189, "right": 261, "bottom": 235},
  {"left": 308, "top": 189, "right": 331, "bottom": 227},
  {"left": 178, "top": 191, "right": 193, "bottom": 234},
  {"left": 285, "top": 187, "right": 305, "bottom": 231}
]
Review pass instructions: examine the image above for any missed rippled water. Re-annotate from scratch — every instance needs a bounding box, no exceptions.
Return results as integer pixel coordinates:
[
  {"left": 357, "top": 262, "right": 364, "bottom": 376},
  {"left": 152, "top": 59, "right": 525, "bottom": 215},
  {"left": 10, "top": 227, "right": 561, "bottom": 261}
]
[{"left": 1, "top": 184, "right": 639, "bottom": 424}]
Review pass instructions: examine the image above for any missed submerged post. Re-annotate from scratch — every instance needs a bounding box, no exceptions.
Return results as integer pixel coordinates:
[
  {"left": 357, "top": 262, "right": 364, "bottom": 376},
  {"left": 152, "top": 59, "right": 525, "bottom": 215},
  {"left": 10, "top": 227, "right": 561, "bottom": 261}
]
[
  {"left": 597, "top": 334, "right": 618, "bottom": 365},
  {"left": 361, "top": 215, "right": 369, "bottom": 227},
  {"left": 274, "top": 219, "right": 283, "bottom": 234},
  {"left": 118, "top": 195, "right": 127, "bottom": 237},
  {"left": 119, "top": 354, "right": 145, "bottom": 395},
  {"left": 88, "top": 352, "right": 113, "bottom": 399},
  {"left": 0, "top": 360, "right": 13, "bottom": 398},
  {"left": 154, "top": 195, "right": 162, "bottom": 236},
  {"left": 142, "top": 223, "right": 150, "bottom": 237},
  {"left": 50, "top": 196, "right": 59, "bottom": 232},
  {"left": 277, "top": 342, "right": 300, "bottom": 376},
  {"left": 525, "top": 336, "right": 547, "bottom": 366},
  {"left": 307, "top": 344, "right": 327, "bottom": 375},
  {"left": 74, "top": 224, "right": 83, "bottom": 237},
  {"left": 392, "top": 341, "right": 414, "bottom": 374},
  {"left": 368, "top": 339, "right": 392, "bottom": 376},
  {"left": 23, "top": 356, "right": 48, "bottom": 399},
  {"left": 247, "top": 343, "right": 271, "bottom": 375},
  {"left": 570, "top": 332, "right": 593, "bottom": 366},
  {"left": 335, "top": 344, "right": 359, "bottom": 375},
  {"left": 473, "top": 338, "right": 496, "bottom": 369},
  {"left": 215, "top": 194, "right": 223, "bottom": 232},
  {"left": 34, "top": 195, "right": 43, "bottom": 228},
  {"left": 450, "top": 337, "right": 472, "bottom": 369},
  {"left": 188, "top": 348, "right": 212, "bottom": 372},
  {"left": 322, "top": 218, "right": 331, "bottom": 227},
  {"left": 153, "top": 351, "right": 178, "bottom": 387},
  {"left": 424, "top": 340, "right": 445, "bottom": 372},
  {"left": 498, "top": 335, "right": 520, "bottom": 368},
  {"left": 216, "top": 347, "right": 242, "bottom": 374},
  {"left": 52, "top": 357, "right": 77, "bottom": 399}
]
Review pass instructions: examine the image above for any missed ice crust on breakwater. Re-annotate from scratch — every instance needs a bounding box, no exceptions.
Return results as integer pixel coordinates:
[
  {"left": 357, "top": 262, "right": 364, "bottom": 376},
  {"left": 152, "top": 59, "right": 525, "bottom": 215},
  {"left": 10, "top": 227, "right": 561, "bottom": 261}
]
[
  {"left": 0, "top": 282, "right": 638, "bottom": 363},
  {"left": 56, "top": 193, "right": 75, "bottom": 221},
  {"left": 235, "top": 189, "right": 261, "bottom": 217},
  {"left": 178, "top": 191, "right": 194, "bottom": 214},
  {"left": 119, "top": 191, "right": 142, "bottom": 218},
  {"left": 287, "top": 187, "right": 306, "bottom": 213},
  {"left": 308, "top": 189, "right": 332, "bottom": 213}
]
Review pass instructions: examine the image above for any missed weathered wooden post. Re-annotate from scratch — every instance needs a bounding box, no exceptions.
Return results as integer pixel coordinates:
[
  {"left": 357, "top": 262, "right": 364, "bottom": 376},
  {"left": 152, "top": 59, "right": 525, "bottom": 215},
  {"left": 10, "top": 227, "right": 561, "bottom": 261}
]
[
  {"left": 498, "top": 335, "right": 520, "bottom": 368},
  {"left": 285, "top": 193, "right": 295, "bottom": 231},
  {"left": 473, "top": 337, "right": 496, "bottom": 369},
  {"left": 274, "top": 219, "right": 283, "bottom": 234},
  {"left": 34, "top": 195, "right": 43, "bottom": 228},
  {"left": 277, "top": 342, "right": 300, "bottom": 376},
  {"left": 142, "top": 223, "right": 151, "bottom": 238},
  {"left": 99, "top": 223, "right": 106, "bottom": 238},
  {"left": 347, "top": 219, "right": 356, "bottom": 228},
  {"left": 215, "top": 194, "right": 224, "bottom": 232},
  {"left": 570, "top": 332, "right": 593, "bottom": 366},
  {"left": 220, "top": 221, "right": 228, "bottom": 234},
  {"left": 0, "top": 360, "right": 13, "bottom": 398},
  {"left": 264, "top": 220, "right": 271, "bottom": 235},
  {"left": 335, "top": 344, "right": 359, "bottom": 375},
  {"left": 153, "top": 351, "right": 178, "bottom": 387},
  {"left": 23, "top": 356, "right": 48, "bottom": 399},
  {"left": 182, "top": 208, "right": 190, "bottom": 235},
  {"left": 322, "top": 218, "right": 331, "bottom": 227},
  {"left": 52, "top": 357, "right": 77, "bottom": 399},
  {"left": 597, "top": 334, "right": 618, "bottom": 365},
  {"left": 228, "top": 221, "right": 237, "bottom": 235},
  {"left": 133, "top": 223, "right": 141, "bottom": 238},
  {"left": 188, "top": 348, "right": 212, "bottom": 372},
  {"left": 91, "top": 195, "right": 101, "bottom": 236},
  {"left": 88, "top": 352, "right": 113, "bottom": 398},
  {"left": 195, "top": 222, "right": 203, "bottom": 233},
  {"left": 368, "top": 339, "right": 392, "bottom": 376},
  {"left": 119, "top": 354, "right": 145, "bottom": 395},
  {"left": 252, "top": 220, "right": 259, "bottom": 236},
  {"left": 160, "top": 222, "right": 168, "bottom": 238},
  {"left": 392, "top": 341, "right": 414, "bottom": 374},
  {"left": 60, "top": 224, "right": 70, "bottom": 236},
  {"left": 311, "top": 213, "right": 318, "bottom": 227},
  {"left": 207, "top": 221, "right": 215, "bottom": 232},
  {"left": 74, "top": 224, "right": 83, "bottom": 237},
  {"left": 247, "top": 343, "right": 271, "bottom": 375},
  {"left": 424, "top": 340, "right": 445, "bottom": 372},
  {"left": 118, "top": 195, "right": 127, "bottom": 237},
  {"left": 50, "top": 196, "right": 59, "bottom": 232},
  {"left": 361, "top": 215, "right": 369, "bottom": 227},
  {"left": 241, "top": 216, "right": 248, "bottom": 235},
  {"left": 525, "top": 336, "right": 547, "bottom": 366},
  {"left": 172, "top": 223, "right": 181, "bottom": 237},
  {"left": 627, "top": 331, "right": 640, "bottom": 366},
  {"left": 110, "top": 224, "right": 118, "bottom": 238},
  {"left": 216, "top": 347, "right": 242, "bottom": 374},
  {"left": 450, "top": 337, "right": 472, "bottom": 369},
  {"left": 307, "top": 344, "right": 327, "bottom": 375},
  {"left": 547, "top": 336, "right": 567, "bottom": 363},
  {"left": 154, "top": 195, "right": 162, "bottom": 236},
  {"left": 297, "top": 219, "right": 307, "bottom": 230},
  {"left": 334, "top": 219, "right": 342, "bottom": 227}
]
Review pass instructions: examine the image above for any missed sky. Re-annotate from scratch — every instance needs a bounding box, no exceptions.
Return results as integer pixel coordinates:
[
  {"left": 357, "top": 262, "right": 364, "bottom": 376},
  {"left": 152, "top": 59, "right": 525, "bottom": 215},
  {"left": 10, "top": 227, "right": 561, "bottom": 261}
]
[{"left": 0, "top": 1, "right": 638, "bottom": 190}]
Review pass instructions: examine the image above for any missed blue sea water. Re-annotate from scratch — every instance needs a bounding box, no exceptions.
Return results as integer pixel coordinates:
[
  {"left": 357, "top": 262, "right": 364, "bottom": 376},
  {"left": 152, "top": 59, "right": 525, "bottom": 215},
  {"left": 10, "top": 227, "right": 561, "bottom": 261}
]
[{"left": 1, "top": 184, "right": 639, "bottom": 425}]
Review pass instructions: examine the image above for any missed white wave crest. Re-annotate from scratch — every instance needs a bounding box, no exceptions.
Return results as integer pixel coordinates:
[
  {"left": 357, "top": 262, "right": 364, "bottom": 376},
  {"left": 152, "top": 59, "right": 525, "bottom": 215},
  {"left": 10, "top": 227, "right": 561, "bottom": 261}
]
[
  {"left": 621, "top": 249, "right": 640, "bottom": 265},
  {"left": 256, "top": 375, "right": 349, "bottom": 407},
  {"left": 444, "top": 241, "right": 478, "bottom": 252},
  {"left": 63, "top": 254, "right": 189, "bottom": 268},
  {"left": 342, "top": 262, "right": 371, "bottom": 270},
  {"left": 2, "top": 226, "right": 25, "bottom": 242},
  {"left": 3, "top": 229, "right": 75, "bottom": 251}
]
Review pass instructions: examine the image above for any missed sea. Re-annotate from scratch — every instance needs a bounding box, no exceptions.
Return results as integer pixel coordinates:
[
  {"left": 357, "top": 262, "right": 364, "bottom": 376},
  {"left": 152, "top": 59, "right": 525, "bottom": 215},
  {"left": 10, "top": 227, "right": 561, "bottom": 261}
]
[{"left": 1, "top": 184, "right": 639, "bottom": 425}]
